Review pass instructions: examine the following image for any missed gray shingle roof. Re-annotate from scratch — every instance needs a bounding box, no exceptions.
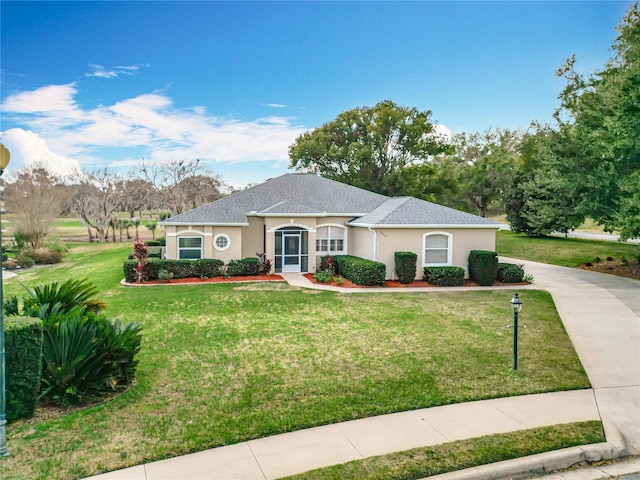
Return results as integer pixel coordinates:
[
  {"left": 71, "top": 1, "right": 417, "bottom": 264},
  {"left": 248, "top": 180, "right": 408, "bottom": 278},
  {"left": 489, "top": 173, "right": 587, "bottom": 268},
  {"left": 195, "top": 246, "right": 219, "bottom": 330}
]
[
  {"left": 347, "top": 197, "right": 501, "bottom": 227},
  {"left": 162, "top": 173, "right": 500, "bottom": 228},
  {"left": 162, "top": 173, "right": 388, "bottom": 225}
]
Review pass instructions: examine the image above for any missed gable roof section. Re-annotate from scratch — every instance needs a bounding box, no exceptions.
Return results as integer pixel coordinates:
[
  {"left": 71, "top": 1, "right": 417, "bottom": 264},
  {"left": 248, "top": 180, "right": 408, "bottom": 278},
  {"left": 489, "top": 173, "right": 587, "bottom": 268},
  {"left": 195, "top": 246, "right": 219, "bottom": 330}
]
[
  {"left": 162, "top": 173, "right": 388, "bottom": 225},
  {"left": 348, "top": 197, "right": 501, "bottom": 228}
]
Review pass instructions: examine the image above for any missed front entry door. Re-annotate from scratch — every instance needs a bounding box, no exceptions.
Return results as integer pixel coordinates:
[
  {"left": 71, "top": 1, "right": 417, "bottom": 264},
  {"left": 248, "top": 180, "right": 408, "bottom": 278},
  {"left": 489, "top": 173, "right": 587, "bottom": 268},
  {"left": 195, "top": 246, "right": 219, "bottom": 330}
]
[{"left": 282, "top": 232, "right": 301, "bottom": 273}]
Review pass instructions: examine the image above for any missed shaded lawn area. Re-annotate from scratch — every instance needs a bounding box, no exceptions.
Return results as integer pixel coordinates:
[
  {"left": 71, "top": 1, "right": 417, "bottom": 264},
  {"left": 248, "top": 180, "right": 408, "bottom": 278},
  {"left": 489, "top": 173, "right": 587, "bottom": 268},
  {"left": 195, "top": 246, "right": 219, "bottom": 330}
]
[
  {"left": 2, "top": 243, "right": 590, "bottom": 480},
  {"left": 497, "top": 230, "right": 640, "bottom": 267}
]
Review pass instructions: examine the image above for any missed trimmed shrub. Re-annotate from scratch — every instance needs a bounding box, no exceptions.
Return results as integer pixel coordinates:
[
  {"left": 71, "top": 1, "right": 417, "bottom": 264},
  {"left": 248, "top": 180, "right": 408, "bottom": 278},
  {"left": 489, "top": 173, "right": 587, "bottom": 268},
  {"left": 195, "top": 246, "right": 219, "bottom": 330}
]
[
  {"left": 333, "top": 255, "right": 385, "bottom": 286},
  {"left": 227, "top": 257, "right": 260, "bottom": 276},
  {"left": 156, "top": 237, "right": 166, "bottom": 246},
  {"left": 497, "top": 262, "right": 525, "bottom": 283},
  {"left": 424, "top": 266, "right": 465, "bottom": 286},
  {"left": 5, "top": 316, "right": 43, "bottom": 422},
  {"left": 144, "top": 240, "right": 161, "bottom": 247},
  {"left": 468, "top": 250, "right": 498, "bottom": 286},
  {"left": 395, "top": 252, "right": 417, "bottom": 284},
  {"left": 123, "top": 258, "right": 225, "bottom": 282}
]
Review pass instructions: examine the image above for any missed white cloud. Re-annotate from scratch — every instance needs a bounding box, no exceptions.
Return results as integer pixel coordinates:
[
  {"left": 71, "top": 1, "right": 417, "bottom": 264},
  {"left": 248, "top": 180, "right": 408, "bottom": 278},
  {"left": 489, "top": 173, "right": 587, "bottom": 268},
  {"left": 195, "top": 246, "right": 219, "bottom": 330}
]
[
  {"left": 85, "top": 63, "right": 150, "bottom": 78},
  {"left": 1, "top": 84, "right": 308, "bottom": 173},
  {"left": 1, "top": 83, "right": 81, "bottom": 117},
  {"left": 0, "top": 128, "right": 81, "bottom": 177},
  {"left": 264, "top": 103, "right": 287, "bottom": 108}
]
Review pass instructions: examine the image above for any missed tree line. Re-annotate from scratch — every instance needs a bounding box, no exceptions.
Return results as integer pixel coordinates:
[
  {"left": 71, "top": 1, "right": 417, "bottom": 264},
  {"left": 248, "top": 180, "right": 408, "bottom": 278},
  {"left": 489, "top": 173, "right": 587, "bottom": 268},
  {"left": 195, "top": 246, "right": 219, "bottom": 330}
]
[{"left": 2, "top": 159, "right": 224, "bottom": 248}]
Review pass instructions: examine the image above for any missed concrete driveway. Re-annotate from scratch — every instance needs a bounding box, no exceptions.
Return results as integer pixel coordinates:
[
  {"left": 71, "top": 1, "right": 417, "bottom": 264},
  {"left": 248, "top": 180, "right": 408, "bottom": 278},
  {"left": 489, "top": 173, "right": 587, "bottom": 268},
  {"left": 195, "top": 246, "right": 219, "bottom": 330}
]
[{"left": 503, "top": 257, "right": 640, "bottom": 455}]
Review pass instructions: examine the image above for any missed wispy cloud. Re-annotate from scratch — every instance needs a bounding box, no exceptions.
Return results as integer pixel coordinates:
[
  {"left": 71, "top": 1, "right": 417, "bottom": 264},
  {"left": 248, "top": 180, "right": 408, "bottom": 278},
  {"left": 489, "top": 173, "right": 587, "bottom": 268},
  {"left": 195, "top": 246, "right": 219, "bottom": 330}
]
[
  {"left": 263, "top": 103, "right": 287, "bottom": 108},
  {"left": 85, "top": 63, "right": 150, "bottom": 79},
  {"left": 1, "top": 83, "right": 307, "bottom": 175}
]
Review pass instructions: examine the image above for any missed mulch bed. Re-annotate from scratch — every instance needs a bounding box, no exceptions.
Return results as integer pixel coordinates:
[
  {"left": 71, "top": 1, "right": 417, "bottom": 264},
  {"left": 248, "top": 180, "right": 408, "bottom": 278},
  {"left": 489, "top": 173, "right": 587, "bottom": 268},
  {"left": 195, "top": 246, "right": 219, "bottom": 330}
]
[
  {"left": 124, "top": 274, "right": 284, "bottom": 286},
  {"left": 577, "top": 258, "right": 640, "bottom": 281},
  {"left": 303, "top": 273, "right": 524, "bottom": 288}
]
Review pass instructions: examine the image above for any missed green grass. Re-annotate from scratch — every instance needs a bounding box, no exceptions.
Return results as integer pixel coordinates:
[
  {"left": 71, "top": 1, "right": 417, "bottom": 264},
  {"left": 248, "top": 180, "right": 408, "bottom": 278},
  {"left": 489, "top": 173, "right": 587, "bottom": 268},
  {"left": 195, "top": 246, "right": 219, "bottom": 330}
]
[
  {"left": 2, "top": 243, "right": 591, "bottom": 480},
  {"left": 497, "top": 230, "right": 640, "bottom": 267},
  {"left": 282, "top": 421, "right": 605, "bottom": 480}
]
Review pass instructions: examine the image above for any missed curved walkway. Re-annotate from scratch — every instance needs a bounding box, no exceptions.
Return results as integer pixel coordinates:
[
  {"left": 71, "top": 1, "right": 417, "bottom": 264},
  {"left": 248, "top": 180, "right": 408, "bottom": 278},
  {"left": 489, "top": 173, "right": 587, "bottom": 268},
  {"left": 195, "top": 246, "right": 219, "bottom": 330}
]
[{"left": 86, "top": 261, "right": 639, "bottom": 480}]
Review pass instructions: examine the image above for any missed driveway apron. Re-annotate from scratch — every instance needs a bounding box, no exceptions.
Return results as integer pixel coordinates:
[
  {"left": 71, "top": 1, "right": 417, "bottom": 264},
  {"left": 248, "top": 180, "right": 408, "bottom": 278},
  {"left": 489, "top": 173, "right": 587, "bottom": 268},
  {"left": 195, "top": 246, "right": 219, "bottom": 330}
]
[{"left": 503, "top": 257, "right": 640, "bottom": 455}]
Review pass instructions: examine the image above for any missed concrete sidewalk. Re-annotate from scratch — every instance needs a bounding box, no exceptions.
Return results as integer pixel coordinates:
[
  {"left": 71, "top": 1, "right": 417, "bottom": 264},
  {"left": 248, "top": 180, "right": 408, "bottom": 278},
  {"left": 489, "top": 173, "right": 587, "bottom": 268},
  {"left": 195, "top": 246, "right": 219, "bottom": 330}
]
[
  {"left": 86, "top": 262, "right": 640, "bottom": 480},
  {"left": 87, "top": 390, "right": 602, "bottom": 480}
]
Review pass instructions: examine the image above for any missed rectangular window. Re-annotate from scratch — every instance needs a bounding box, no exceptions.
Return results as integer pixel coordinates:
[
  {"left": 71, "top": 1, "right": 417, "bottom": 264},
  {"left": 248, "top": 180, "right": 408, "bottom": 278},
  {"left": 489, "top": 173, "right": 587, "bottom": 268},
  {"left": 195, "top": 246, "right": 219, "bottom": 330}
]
[
  {"left": 178, "top": 237, "right": 203, "bottom": 259},
  {"left": 316, "top": 226, "right": 345, "bottom": 254}
]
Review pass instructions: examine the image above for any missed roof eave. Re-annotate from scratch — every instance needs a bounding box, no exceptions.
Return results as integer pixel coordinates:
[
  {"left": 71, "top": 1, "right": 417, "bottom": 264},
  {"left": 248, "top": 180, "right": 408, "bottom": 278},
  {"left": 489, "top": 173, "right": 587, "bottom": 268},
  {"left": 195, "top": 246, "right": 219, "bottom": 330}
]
[
  {"left": 347, "top": 222, "right": 504, "bottom": 229},
  {"left": 159, "top": 221, "right": 250, "bottom": 227}
]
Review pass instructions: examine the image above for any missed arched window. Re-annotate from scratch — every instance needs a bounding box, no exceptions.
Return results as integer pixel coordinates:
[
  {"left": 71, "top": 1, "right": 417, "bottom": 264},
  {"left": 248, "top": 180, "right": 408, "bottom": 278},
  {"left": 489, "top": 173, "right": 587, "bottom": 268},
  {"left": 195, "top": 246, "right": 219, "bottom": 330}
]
[
  {"left": 423, "top": 232, "right": 452, "bottom": 266},
  {"left": 315, "top": 225, "right": 346, "bottom": 254}
]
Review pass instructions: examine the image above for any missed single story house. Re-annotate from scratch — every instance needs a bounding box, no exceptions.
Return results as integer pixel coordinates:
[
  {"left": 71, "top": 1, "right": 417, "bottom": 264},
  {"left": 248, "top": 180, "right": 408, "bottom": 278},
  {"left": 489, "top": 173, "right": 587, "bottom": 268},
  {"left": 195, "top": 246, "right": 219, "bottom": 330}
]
[{"left": 160, "top": 173, "right": 501, "bottom": 279}]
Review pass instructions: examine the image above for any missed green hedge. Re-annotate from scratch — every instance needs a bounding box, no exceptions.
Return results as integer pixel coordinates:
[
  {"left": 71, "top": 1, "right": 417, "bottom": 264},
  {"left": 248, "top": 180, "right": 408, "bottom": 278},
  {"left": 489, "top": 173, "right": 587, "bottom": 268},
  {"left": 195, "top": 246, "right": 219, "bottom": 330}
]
[
  {"left": 468, "top": 250, "right": 498, "bottom": 286},
  {"left": 497, "top": 262, "right": 525, "bottom": 283},
  {"left": 424, "top": 266, "right": 465, "bottom": 286},
  {"left": 124, "top": 258, "right": 225, "bottom": 282},
  {"left": 394, "top": 252, "right": 417, "bottom": 284},
  {"left": 5, "top": 316, "right": 43, "bottom": 422},
  {"left": 227, "top": 257, "right": 260, "bottom": 276},
  {"left": 333, "top": 255, "right": 386, "bottom": 286},
  {"left": 144, "top": 240, "right": 161, "bottom": 247}
]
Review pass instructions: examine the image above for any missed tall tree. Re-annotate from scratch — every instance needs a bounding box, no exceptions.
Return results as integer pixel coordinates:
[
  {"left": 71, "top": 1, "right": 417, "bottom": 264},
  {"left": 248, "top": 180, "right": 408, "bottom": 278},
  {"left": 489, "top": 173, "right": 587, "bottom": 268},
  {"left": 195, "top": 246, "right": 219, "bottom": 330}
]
[
  {"left": 68, "top": 168, "right": 123, "bottom": 243},
  {"left": 141, "top": 159, "right": 223, "bottom": 215},
  {"left": 449, "top": 129, "right": 522, "bottom": 217},
  {"left": 505, "top": 126, "right": 586, "bottom": 236},
  {"left": 3, "top": 164, "right": 69, "bottom": 249},
  {"left": 554, "top": 3, "right": 640, "bottom": 238},
  {"left": 120, "top": 178, "right": 156, "bottom": 218},
  {"left": 289, "top": 100, "right": 450, "bottom": 196}
]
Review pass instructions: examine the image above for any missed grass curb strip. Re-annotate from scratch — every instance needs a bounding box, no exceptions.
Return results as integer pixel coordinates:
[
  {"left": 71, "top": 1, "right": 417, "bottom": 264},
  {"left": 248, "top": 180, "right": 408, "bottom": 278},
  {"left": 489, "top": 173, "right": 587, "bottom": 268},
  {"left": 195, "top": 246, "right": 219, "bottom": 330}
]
[{"left": 424, "top": 442, "right": 622, "bottom": 480}]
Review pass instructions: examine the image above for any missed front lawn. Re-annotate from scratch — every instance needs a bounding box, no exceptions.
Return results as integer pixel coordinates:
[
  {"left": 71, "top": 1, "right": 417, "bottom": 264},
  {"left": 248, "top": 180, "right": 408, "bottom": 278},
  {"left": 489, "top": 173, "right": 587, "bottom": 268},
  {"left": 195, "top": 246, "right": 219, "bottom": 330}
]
[
  {"left": 2, "top": 243, "right": 590, "bottom": 480},
  {"left": 497, "top": 230, "right": 640, "bottom": 267}
]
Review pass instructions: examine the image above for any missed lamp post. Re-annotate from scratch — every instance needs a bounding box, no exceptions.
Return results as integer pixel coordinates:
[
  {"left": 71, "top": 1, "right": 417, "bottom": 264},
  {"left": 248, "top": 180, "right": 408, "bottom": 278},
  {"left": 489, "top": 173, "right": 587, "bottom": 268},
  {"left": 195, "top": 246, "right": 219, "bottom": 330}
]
[
  {"left": 510, "top": 292, "right": 523, "bottom": 371},
  {"left": 0, "top": 142, "right": 10, "bottom": 456}
]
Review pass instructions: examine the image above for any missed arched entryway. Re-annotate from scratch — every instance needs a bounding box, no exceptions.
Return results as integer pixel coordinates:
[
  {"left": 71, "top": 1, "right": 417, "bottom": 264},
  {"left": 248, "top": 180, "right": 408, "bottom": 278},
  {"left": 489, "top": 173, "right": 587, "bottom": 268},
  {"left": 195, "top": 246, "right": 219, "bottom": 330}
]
[{"left": 274, "top": 226, "right": 309, "bottom": 273}]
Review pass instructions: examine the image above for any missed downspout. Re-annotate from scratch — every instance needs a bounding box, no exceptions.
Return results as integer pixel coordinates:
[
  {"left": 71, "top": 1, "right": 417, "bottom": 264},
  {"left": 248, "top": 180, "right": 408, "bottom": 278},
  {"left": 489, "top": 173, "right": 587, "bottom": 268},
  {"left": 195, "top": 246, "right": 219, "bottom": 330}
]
[{"left": 368, "top": 226, "right": 377, "bottom": 261}]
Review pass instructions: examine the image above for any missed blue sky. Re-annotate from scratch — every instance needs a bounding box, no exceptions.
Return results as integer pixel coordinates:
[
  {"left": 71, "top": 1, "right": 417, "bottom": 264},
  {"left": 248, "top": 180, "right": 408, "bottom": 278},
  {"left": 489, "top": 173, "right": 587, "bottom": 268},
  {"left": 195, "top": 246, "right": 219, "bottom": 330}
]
[{"left": 0, "top": 1, "right": 632, "bottom": 187}]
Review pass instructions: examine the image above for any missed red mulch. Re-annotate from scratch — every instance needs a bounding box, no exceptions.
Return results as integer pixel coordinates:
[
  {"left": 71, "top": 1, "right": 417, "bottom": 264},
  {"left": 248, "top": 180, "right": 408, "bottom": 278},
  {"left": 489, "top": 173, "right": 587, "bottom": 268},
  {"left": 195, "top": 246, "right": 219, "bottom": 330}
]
[
  {"left": 125, "top": 274, "right": 284, "bottom": 286},
  {"left": 303, "top": 273, "right": 524, "bottom": 288}
]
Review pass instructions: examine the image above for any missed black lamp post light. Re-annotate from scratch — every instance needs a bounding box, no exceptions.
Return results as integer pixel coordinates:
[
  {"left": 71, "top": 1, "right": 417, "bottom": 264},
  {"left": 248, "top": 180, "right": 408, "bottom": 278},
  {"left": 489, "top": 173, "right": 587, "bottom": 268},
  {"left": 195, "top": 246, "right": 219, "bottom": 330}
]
[
  {"left": 0, "top": 142, "right": 10, "bottom": 456},
  {"left": 509, "top": 292, "right": 524, "bottom": 371}
]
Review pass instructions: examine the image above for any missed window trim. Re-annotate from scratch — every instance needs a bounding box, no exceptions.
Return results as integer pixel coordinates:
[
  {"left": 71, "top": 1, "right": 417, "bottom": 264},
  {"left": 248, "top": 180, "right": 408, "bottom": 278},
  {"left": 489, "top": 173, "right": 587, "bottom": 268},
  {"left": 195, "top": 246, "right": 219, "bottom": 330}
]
[
  {"left": 213, "top": 234, "right": 230, "bottom": 251},
  {"left": 178, "top": 236, "right": 203, "bottom": 259},
  {"left": 423, "top": 232, "right": 452, "bottom": 267},
  {"left": 315, "top": 224, "right": 346, "bottom": 254}
]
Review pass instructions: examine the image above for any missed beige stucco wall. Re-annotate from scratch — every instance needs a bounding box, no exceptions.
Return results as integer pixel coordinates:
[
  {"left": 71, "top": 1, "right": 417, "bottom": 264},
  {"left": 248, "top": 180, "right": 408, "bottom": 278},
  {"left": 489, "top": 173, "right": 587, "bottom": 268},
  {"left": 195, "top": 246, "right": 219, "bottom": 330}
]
[
  {"left": 163, "top": 225, "right": 242, "bottom": 262},
  {"left": 349, "top": 226, "right": 498, "bottom": 279},
  {"left": 242, "top": 217, "right": 266, "bottom": 258}
]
